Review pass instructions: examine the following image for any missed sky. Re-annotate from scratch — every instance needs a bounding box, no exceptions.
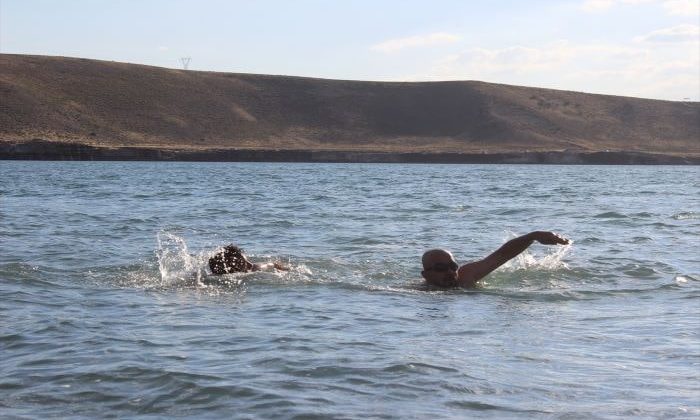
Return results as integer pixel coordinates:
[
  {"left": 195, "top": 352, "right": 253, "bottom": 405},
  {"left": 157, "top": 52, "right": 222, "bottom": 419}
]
[{"left": 1, "top": 0, "right": 698, "bottom": 101}]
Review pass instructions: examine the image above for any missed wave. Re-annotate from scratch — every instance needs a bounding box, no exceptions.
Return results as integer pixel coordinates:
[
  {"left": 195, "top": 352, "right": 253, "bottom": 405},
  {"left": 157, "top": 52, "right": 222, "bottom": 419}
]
[
  {"left": 0, "top": 263, "right": 86, "bottom": 290},
  {"left": 594, "top": 211, "right": 628, "bottom": 219},
  {"left": 672, "top": 211, "right": 699, "bottom": 220},
  {"left": 593, "top": 211, "right": 662, "bottom": 220},
  {"left": 674, "top": 275, "right": 698, "bottom": 285}
]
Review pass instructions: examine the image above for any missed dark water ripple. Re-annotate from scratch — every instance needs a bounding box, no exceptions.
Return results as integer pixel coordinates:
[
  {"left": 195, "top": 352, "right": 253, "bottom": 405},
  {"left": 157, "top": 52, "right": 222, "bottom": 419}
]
[{"left": 1, "top": 162, "right": 699, "bottom": 418}]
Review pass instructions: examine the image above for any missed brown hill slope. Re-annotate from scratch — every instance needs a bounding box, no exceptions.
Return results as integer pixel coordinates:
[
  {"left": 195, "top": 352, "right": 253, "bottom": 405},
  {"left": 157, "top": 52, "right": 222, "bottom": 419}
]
[{"left": 1, "top": 53, "right": 698, "bottom": 156}]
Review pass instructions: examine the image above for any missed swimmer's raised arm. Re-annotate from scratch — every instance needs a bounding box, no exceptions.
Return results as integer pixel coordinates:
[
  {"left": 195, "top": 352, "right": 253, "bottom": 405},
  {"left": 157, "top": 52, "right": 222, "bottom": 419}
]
[{"left": 457, "top": 231, "right": 570, "bottom": 287}]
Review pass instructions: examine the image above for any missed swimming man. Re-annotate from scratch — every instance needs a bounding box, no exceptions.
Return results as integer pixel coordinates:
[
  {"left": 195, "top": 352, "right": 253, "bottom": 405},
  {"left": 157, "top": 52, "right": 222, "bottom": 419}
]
[
  {"left": 209, "top": 244, "right": 288, "bottom": 274},
  {"left": 421, "top": 231, "right": 570, "bottom": 288}
]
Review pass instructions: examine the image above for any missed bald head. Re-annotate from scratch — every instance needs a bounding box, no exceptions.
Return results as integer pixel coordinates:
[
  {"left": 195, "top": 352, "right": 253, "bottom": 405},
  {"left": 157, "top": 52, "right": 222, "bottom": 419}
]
[
  {"left": 422, "top": 249, "right": 453, "bottom": 268},
  {"left": 421, "top": 249, "right": 459, "bottom": 288}
]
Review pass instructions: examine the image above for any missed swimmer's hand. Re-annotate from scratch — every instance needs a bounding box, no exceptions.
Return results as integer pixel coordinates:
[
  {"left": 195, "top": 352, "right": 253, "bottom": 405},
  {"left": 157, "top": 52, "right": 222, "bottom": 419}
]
[
  {"left": 530, "top": 231, "right": 570, "bottom": 245},
  {"left": 254, "top": 261, "right": 290, "bottom": 271},
  {"left": 273, "top": 262, "right": 290, "bottom": 271}
]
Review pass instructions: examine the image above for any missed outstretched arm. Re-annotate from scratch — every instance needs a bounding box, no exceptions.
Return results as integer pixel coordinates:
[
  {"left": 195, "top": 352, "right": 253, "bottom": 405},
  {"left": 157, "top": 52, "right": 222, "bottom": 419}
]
[
  {"left": 457, "top": 231, "right": 569, "bottom": 287},
  {"left": 272, "top": 262, "right": 289, "bottom": 271},
  {"left": 252, "top": 261, "right": 290, "bottom": 271}
]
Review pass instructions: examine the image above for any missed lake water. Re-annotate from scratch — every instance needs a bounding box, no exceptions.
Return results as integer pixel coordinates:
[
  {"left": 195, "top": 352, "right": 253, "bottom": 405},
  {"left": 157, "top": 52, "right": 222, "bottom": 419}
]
[{"left": 1, "top": 161, "right": 698, "bottom": 419}]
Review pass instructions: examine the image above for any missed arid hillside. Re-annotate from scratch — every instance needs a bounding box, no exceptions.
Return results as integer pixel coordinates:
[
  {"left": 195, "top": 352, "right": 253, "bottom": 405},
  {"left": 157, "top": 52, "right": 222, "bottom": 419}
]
[{"left": 1, "top": 53, "right": 698, "bottom": 157}]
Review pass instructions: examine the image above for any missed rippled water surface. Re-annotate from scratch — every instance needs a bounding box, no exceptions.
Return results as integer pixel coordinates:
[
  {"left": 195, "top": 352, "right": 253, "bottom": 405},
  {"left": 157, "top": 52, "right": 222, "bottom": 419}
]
[{"left": 1, "top": 162, "right": 699, "bottom": 419}]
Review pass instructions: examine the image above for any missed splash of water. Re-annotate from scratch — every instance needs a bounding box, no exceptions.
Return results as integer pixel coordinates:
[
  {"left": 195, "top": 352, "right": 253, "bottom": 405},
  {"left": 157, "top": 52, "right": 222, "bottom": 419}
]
[
  {"left": 154, "top": 231, "right": 311, "bottom": 289},
  {"left": 508, "top": 245, "right": 572, "bottom": 271},
  {"left": 156, "top": 231, "right": 202, "bottom": 286},
  {"left": 500, "top": 232, "right": 572, "bottom": 272}
]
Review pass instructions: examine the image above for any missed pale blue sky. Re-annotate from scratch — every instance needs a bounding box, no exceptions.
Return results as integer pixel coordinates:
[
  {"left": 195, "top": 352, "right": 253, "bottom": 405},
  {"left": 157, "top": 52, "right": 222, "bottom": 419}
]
[{"left": 1, "top": 0, "right": 698, "bottom": 100}]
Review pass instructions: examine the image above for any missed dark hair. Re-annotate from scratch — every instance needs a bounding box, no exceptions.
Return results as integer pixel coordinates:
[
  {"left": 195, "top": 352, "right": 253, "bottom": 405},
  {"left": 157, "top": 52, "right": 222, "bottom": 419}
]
[{"left": 209, "top": 245, "right": 252, "bottom": 274}]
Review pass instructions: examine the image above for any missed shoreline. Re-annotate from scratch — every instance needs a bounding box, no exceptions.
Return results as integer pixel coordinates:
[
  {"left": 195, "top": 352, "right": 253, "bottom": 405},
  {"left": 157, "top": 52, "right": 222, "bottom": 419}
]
[{"left": 1, "top": 140, "right": 698, "bottom": 165}]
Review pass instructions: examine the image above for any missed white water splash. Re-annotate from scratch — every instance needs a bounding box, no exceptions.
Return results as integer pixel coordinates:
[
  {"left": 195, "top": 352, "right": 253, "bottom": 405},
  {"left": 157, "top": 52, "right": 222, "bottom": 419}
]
[
  {"left": 672, "top": 211, "right": 699, "bottom": 220},
  {"left": 154, "top": 231, "right": 310, "bottom": 289},
  {"left": 156, "top": 231, "right": 203, "bottom": 286},
  {"left": 500, "top": 232, "right": 572, "bottom": 272},
  {"left": 674, "top": 275, "right": 698, "bottom": 285}
]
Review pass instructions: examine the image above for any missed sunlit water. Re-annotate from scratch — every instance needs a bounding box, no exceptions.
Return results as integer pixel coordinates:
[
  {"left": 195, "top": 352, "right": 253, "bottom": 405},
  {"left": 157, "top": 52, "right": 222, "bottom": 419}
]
[{"left": 1, "top": 162, "right": 698, "bottom": 419}]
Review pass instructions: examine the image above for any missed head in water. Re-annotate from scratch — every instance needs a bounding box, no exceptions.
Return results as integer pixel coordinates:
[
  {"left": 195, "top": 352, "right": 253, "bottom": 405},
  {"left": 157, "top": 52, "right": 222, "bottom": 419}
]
[
  {"left": 421, "top": 249, "right": 459, "bottom": 288},
  {"left": 209, "top": 245, "right": 254, "bottom": 274}
]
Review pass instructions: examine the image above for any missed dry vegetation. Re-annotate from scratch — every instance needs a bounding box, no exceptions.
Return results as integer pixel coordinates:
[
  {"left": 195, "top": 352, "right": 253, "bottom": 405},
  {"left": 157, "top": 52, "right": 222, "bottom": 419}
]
[{"left": 1, "top": 53, "right": 698, "bottom": 157}]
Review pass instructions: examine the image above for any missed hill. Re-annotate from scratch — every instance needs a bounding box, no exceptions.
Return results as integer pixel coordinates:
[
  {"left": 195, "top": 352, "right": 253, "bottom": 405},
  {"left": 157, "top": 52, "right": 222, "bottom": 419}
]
[{"left": 1, "top": 54, "right": 698, "bottom": 162}]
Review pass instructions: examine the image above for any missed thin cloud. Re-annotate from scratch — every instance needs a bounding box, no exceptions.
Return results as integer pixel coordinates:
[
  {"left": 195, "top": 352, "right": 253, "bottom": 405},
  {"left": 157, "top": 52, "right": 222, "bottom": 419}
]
[
  {"left": 636, "top": 24, "right": 700, "bottom": 43},
  {"left": 421, "top": 40, "right": 698, "bottom": 100},
  {"left": 580, "top": 0, "right": 697, "bottom": 15},
  {"left": 581, "top": 0, "right": 616, "bottom": 12},
  {"left": 430, "top": 42, "right": 648, "bottom": 76},
  {"left": 663, "top": 0, "right": 700, "bottom": 16},
  {"left": 581, "top": 0, "right": 654, "bottom": 12},
  {"left": 370, "top": 32, "right": 460, "bottom": 53}
]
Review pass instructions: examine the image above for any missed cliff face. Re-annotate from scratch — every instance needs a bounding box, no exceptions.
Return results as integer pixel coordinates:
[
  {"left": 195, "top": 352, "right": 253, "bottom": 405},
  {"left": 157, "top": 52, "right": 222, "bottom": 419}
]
[{"left": 1, "top": 53, "right": 698, "bottom": 156}]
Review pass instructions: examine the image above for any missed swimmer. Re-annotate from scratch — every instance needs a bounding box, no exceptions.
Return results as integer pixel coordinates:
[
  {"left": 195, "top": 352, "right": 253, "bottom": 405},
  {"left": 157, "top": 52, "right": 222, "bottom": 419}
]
[
  {"left": 209, "top": 244, "right": 289, "bottom": 275},
  {"left": 421, "top": 231, "right": 570, "bottom": 288}
]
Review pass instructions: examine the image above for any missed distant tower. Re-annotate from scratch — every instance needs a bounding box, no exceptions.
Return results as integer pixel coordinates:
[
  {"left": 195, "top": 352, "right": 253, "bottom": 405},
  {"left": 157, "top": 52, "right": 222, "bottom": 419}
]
[{"left": 180, "top": 57, "right": 191, "bottom": 70}]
